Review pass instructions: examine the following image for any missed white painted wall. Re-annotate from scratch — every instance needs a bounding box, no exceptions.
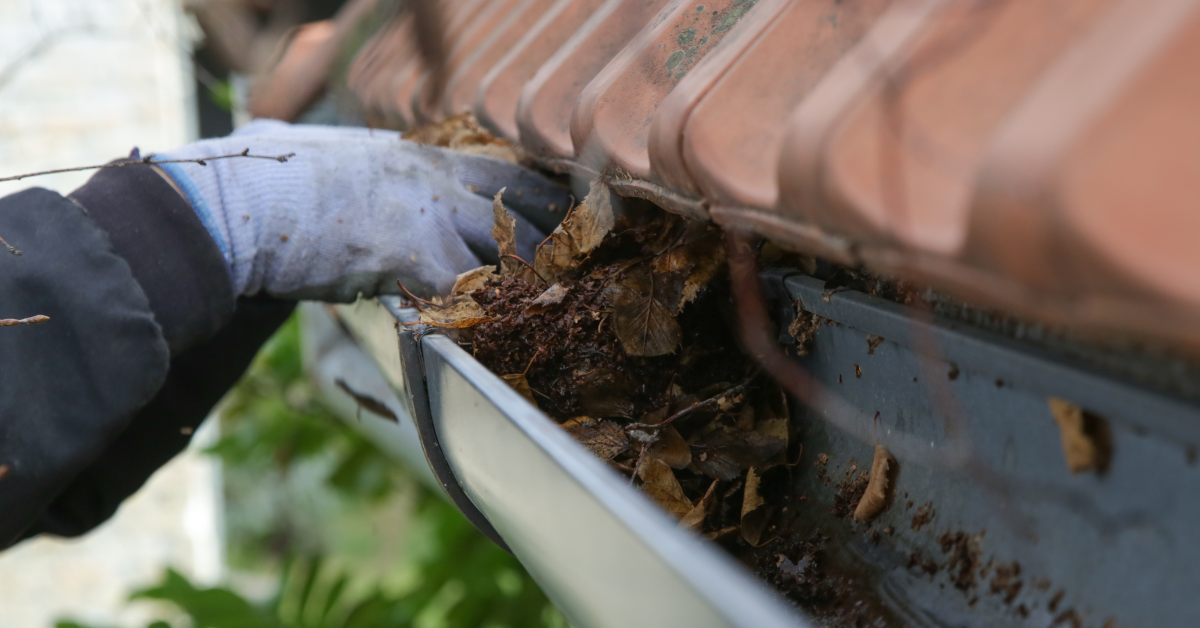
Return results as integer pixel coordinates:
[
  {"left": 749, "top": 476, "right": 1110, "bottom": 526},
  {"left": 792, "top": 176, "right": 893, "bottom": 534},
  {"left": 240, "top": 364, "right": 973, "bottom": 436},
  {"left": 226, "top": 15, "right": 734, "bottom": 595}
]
[
  {"left": 0, "top": 1, "right": 224, "bottom": 626},
  {"left": 0, "top": 0, "right": 198, "bottom": 197}
]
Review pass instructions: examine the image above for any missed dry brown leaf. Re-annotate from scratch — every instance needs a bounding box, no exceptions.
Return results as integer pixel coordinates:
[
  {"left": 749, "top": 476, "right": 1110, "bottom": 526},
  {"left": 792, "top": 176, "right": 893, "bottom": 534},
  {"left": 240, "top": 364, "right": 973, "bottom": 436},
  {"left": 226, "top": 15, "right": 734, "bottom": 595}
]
[
  {"left": 754, "top": 384, "right": 790, "bottom": 469},
  {"left": 562, "top": 416, "right": 629, "bottom": 460},
  {"left": 575, "top": 368, "right": 636, "bottom": 418},
  {"left": 603, "top": 266, "right": 682, "bottom": 357},
  {"left": 756, "top": 417, "right": 790, "bottom": 468},
  {"left": 703, "top": 525, "right": 740, "bottom": 541},
  {"left": 742, "top": 467, "right": 765, "bottom": 517},
  {"left": 690, "top": 420, "right": 787, "bottom": 481},
  {"left": 853, "top": 445, "right": 894, "bottom": 522},
  {"left": 1048, "top": 398, "right": 1112, "bottom": 474},
  {"left": 418, "top": 299, "right": 491, "bottom": 328},
  {"left": 718, "top": 392, "right": 744, "bottom": 413},
  {"left": 403, "top": 111, "right": 521, "bottom": 163},
  {"left": 679, "top": 480, "right": 718, "bottom": 531},
  {"left": 639, "top": 458, "right": 693, "bottom": 519},
  {"left": 569, "top": 177, "right": 614, "bottom": 254},
  {"left": 647, "top": 425, "right": 692, "bottom": 469},
  {"left": 644, "top": 221, "right": 725, "bottom": 310},
  {"left": 526, "top": 283, "right": 568, "bottom": 314},
  {"left": 501, "top": 373, "right": 537, "bottom": 405},
  {"left": 490, "top": 188, "right": 537, "bottom": 282},
  {"left": 787, "top": 309, "right": 820, "bottom": 356},
  {"left": 678, "top": 230, "right": 726, "bottom": 309},
  {"left": 741, "top": 467, "right": 772, "bottom": 546},
  {"left": 451, "top": 265, "right": 497, "bottom": 296},
  {"left": 534, "top": 177, "right": 615, "bottom": 281}
]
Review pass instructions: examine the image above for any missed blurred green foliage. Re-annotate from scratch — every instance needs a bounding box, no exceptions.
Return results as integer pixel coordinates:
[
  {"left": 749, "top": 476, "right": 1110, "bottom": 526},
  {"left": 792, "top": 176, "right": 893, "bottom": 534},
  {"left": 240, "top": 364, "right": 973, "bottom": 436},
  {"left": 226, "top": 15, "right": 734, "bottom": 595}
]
[
  {"left": 206, "top": 80, "right": 234, "bottom": 114},
  {"left": 57, "top": 316, "right": 564, "bottom": 628}
]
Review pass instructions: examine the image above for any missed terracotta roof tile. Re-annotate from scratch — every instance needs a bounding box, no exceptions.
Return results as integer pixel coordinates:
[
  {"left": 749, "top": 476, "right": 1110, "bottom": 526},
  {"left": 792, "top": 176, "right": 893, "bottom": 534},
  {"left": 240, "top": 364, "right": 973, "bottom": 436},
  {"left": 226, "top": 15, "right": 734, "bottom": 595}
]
[{"left": 338, "top": 0, "right": 1200, "bottom": 347}]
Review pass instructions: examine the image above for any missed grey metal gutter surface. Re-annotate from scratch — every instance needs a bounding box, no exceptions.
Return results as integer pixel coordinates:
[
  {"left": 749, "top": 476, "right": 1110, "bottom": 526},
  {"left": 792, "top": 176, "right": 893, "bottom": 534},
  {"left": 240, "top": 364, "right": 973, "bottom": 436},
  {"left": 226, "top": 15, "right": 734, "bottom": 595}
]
[
  {"left": 316, "top": 297, "right": 810, "bottom": 628},
  {"left": 769, "top": 272, "right": 1200, "bottom": 627},
  {"left": 298, "top": 301, "right": 439, "bottom": 492},
  {"left": 306, "top": 273, "right": 1200, "bottom": 627},
  {"left": 422, "top": 333, "right": 808, "bottom": 628}
]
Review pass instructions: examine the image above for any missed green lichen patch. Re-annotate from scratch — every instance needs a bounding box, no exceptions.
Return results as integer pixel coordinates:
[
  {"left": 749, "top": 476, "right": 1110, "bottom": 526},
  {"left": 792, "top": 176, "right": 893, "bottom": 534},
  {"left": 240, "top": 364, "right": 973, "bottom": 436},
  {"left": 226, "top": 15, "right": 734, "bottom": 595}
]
[{"left": 665, "top": 50, "right": 685, "bottom": 70}]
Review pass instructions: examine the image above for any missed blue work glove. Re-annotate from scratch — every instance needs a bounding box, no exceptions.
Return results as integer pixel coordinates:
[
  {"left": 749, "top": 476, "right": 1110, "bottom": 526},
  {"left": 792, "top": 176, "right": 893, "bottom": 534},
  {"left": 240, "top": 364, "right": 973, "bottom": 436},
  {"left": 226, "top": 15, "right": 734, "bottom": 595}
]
[{"left": 159, "top": 120, "right": 569, "bottom": 301}]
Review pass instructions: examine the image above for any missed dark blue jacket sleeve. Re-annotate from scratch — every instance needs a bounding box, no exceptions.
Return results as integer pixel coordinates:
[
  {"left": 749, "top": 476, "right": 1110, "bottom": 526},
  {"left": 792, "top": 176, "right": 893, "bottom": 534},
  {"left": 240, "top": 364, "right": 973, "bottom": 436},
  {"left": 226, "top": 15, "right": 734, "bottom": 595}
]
[{"left": 0, "top": 164, "right": 289, "bottom": 548}]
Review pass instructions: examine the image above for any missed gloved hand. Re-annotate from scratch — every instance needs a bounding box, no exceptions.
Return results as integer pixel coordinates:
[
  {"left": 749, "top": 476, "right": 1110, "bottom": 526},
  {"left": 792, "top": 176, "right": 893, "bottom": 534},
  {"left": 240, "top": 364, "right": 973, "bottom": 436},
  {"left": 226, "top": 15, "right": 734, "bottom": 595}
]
[{"left": 158, "top": 119, "right": 570, "bottom": 301}]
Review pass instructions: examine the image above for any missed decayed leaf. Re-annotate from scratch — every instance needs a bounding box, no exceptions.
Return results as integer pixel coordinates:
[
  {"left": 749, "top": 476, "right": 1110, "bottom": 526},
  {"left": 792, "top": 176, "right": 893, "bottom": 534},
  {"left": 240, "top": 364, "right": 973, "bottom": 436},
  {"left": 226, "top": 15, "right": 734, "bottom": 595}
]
[
  {"left": 501, "top": 373, "right": 537, "bottom": 405},
  {"left": 677, "top": 229, "right": 726, "bottom": 309},
  {"left": 1048, "top": 398, "right": 1111, "bottom": 474},
  {"left": 679, "top": 480, "right": 718, "bottom": 531},
  {"left": 719, "top": 393, "right": 744, "bottom": 413},
  {"left": 741, "top": 467, "right": 772, "bottom": 546},
  {"left": 403, "top": 111, "right": 521, "bottom": 163},
  {"left": 690, "top": 421, "right": 787, "bottom": 481},
  {"left": 644, "top": 220, "right": 725, "bottom": 311},
  {"left": 569, "top": 177, "right": 614, "bottom": 253},
  {"left": 562, "top": 416, "right": 629, "bottom": 460},
  {"left": 452, "top": 265, "right": 497, "bottom": 296},
  {"left": 526, "top": 283, "right": 568, "bottom": 314},
  {"left": 704, "top": 526, "right": 740, "bottom": 541},
  {"left": 575, "top": 368, "right": 636, "bottom": 418},
  {"left": 534, "top": 177, "right": 615, "bottom": 281},
  {"left": 754, "top": 384, "right": 791, "bottom": 469},
  {"left": 491, "top": 189, "right": 537, "bottom": 282},
  {"left": 742, "top": 467, "right": 765, "bottom": 517},
  {"left": 853, "top": 445, "right": 894, "bottom": 522},
  {"left": 418, "top": 299, "right": 491, "bottom": 328},
  {"left": 647, "top": 425, "right": 692, "bottom": 469},
  {"left": 639, "top": 458, "right": 693, "bottom": 519},
  {"left": 787, "top": 309, "right": 820, "bottom": 356},
  {"left": 603, "top": 266, "right": 682, "bottom": 357}
]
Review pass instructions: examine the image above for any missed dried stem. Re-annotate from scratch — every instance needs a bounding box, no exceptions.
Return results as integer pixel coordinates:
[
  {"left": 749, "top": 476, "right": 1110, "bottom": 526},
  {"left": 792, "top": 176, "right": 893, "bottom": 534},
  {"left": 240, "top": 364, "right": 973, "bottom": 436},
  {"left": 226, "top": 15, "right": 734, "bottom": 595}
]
[
  {"left": 395, "top": 280, "right": 436, "bottom": 309},
  {"left": 535, "top": 195, "right": 575, "bottom": 257},
  {"left": 523, "top": 348, "right": 543, "bottom": 376},
  {"left": 501, "top": 253, "right": 547, "bottom": 284},
  {"left": 624, "top": 372, "right": 759, "bottom": 433},
  {"left": 0, "top": 315, "right": 49, "bottom": 327},
  {"left": 0, "top": 234, "right": 20, "bottom": 256},
  {"left": 0, "top": 149, "right": 296, "bottom": 184}
]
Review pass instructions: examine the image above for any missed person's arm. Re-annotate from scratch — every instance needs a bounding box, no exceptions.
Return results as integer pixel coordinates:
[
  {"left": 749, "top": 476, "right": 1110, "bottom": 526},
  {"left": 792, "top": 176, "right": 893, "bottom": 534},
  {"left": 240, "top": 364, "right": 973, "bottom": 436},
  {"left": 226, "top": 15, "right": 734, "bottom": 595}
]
[{"left": 0, "top": 122, "right": 569, "bottom": 548}]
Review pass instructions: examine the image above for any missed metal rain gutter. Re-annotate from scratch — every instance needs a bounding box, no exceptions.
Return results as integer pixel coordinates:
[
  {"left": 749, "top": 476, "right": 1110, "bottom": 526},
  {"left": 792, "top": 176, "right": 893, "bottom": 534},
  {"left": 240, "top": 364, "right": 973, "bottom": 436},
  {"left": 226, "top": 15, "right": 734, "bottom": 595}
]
[{"left": 314, "top": 297, "right": 810, "bottom": 628}]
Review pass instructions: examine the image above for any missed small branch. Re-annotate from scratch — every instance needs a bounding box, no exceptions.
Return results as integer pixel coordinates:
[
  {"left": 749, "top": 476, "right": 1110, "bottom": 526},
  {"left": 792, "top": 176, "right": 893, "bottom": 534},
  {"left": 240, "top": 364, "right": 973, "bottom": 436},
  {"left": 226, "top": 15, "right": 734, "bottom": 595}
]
[
  {"left": 624, "top": 372, "right": 759, "bottom": 434},
  {"left": 523, "top": 348, "right": 543, "bottom": 376},
  {"left": 0, "top": 234, "right": 20, "bottom": 256},
  {"left": 0, "top": 149, "right": 296, "bottom": 184},
  {"left": 535, "top": 195, "right": 575, "bottom": 257},
  {"left": 501, "top": 254, "right": 547, "bottom": 284},
  {"left": 335, "top": 378, "right": 399, "bottom": 423},
  {"left": 0, "top": 315, "right": 49, "bottom": 327},
  {"left": 630, "top": 442, "right": 651, "bottom": 486},
  {"left": 395, "top": 280, "right": 436, "bottom": 309}
]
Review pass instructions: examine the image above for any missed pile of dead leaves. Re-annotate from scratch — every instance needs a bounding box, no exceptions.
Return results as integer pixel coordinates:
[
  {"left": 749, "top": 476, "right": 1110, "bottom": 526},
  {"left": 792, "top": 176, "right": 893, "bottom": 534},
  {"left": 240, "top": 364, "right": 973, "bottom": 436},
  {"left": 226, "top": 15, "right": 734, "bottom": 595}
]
[
  {"left": 403, "top": 177, "right": 802, "bottom": 546},
  {"left": 402, "top": 111, "right": 523, "bottom": 164}
]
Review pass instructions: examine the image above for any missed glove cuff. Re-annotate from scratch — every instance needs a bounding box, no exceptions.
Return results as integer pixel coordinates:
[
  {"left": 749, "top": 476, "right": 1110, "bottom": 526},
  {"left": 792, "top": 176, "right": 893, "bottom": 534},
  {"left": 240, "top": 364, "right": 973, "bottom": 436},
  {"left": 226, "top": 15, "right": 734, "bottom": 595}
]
[{"left": 156, "top": 161, "right": 232, "bottom": 265}]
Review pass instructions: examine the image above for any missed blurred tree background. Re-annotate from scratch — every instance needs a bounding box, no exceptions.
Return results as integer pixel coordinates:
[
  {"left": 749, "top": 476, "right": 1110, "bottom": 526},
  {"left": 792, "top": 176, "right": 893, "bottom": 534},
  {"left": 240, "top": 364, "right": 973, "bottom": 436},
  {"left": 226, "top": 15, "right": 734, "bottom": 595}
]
[{"left": 58, "top": 316, "right": 565, "bottom": 628}]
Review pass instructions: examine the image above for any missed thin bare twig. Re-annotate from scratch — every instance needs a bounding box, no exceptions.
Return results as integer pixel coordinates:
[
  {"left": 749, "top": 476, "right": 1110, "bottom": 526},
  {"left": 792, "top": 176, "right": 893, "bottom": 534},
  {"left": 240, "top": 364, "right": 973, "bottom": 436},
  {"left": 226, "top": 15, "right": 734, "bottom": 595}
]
[
  {"left": 0, "top": 149, "right": 296, "bottom": 184},
  {"left": 395, "top": 280, "right": 435, "bottom": 309},
  {"left": 624, "top": 372, "right": 760, "bottom": 434},
  {"left": 501, "top": 254, "right": 547, "bottom": 284},
  {"left": 0, "top": 315, "right": 49, "bottom": 327},
  {"left": 0, "top": 234, "right": 21, "bottom": 256},
  {"left": 534, "top": 194, "right": 576, "bottom": 255}
]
